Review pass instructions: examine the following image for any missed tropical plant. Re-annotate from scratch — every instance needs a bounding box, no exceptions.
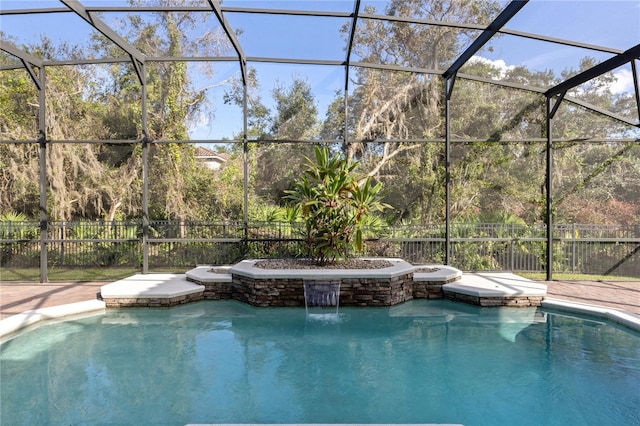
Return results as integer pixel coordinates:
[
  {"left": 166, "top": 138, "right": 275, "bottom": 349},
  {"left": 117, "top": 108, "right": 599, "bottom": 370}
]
[
  {"left": 0, "top": 211, "right": 37, "bottom": 240},
  {"left": 285, "top": 146, "right": 390, "bottom": 264},
  {"left": 0, "top": 211, "right": 38, "bottom": 267}
]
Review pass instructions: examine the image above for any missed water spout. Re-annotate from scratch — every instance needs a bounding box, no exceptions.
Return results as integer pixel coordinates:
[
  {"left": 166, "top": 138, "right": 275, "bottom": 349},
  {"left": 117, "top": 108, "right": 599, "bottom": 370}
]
[{"left": 303, "top": 280, "right": 341, "bottom": 318}]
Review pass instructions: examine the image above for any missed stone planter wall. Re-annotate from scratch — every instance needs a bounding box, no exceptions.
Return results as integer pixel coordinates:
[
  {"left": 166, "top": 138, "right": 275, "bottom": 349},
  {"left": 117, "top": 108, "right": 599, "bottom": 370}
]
[
  {"left": 228, "top": 273, "right": 415, "bottom": 307},
  {"left": 413, "top": 275, "right": 461, "bottom": 299},
  {"left": 333, "top": 273, "right": 414, "bottom": 307},
  {"left": 188, "top": 273, "right": 462, "bottom": 307},
  {"left": 203, "top": 281, "right": 233, "bottom": 300},
  {"left": 232, "top": 275, "right": 304, "bottom": 307}
]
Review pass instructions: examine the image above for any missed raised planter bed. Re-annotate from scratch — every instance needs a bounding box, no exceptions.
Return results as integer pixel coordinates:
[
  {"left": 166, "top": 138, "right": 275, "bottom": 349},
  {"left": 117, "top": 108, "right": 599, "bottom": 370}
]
[{"left": 187, "top": 259, "right": 463, "bottom": 307}]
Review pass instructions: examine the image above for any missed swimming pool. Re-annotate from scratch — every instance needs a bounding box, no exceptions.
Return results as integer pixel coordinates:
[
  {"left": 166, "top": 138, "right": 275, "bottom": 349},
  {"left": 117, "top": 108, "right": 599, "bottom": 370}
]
[{"left": 1, "top": 300, "right": 639, "bottom": 426}]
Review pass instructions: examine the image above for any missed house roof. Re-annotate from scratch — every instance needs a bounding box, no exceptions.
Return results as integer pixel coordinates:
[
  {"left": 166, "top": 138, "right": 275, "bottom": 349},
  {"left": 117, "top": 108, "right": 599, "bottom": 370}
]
[{"left": 195, "top": 146, "right": 230, "bottom": 161}]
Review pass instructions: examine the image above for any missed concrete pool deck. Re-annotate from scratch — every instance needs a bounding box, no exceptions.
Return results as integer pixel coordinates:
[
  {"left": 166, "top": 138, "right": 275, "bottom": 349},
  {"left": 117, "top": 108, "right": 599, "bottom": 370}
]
[{"left": 1, "top": 274, "right": 639, "bottom": 337}]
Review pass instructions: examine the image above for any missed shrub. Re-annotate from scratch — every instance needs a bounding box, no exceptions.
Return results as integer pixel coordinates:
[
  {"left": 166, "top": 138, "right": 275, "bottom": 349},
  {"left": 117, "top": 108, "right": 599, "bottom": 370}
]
[{"left": 285, "top": 146, "right": 390, "bottom": 264}]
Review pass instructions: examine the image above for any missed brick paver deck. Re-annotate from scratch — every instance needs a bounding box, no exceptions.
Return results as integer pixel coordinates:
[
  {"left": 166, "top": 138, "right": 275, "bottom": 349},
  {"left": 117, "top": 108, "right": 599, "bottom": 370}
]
[
  {"left": 543, "top": 280, "right": 640, "bottom": 315},
  {"left": 1, "top": 279, "right": 639, "bottom": 320},
  {"left": 0, "top": 282, "right": 104, "bottom": 320}
]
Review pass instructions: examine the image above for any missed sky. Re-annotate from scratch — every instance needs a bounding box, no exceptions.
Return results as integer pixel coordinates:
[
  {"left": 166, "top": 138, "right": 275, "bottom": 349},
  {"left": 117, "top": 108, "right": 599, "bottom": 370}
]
[{"left": 1, "top": 0, "right": 638, "bottom": 141}]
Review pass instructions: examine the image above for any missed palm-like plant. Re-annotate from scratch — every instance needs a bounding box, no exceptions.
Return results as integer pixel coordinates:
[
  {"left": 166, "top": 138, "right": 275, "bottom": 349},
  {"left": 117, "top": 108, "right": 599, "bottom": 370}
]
[{"left": 285, "top": 146, "right": 390, "bottom": 264}]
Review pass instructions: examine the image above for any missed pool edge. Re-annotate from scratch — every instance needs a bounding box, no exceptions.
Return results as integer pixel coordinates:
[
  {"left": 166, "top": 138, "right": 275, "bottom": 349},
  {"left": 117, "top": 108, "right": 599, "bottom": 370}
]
[
  {"left": 542, "top": 298, "right": 640, "bottom": 332},
  {"left": 0, "top": 299, "right": 106, "bottom": 339},
  {"left": 2, "top": 296, "right": 639, "bottom": 339}
]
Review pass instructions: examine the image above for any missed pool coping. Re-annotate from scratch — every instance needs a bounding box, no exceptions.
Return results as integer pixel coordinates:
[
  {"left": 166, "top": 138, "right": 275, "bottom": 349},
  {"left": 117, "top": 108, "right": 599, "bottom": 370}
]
[
  {"left": 101, "top": 273, "right": 205, "bottom": 298},
  {"left": 0, "top": 299, "right": 106, "bottom": 339},
  {"left": 185, "top": 263, "right": 462, "bottom": 284},
  {"left": 541, "top": 298, "right": 640, "bottom": 331},
  {"left": 442, "top": 272, "right": 547, "bottom": 297},
  {"left": 230, "top": 258, "right": 416, "bottom": 279},
  {"left": 2, "top": 288, "right": 639, "bottom": 339}
]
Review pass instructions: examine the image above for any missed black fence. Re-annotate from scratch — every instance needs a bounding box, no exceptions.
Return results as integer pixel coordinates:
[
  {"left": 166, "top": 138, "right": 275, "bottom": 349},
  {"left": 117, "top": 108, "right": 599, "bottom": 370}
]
[{"left": 1, "top": 220, "right": 638, "bottom": 279}]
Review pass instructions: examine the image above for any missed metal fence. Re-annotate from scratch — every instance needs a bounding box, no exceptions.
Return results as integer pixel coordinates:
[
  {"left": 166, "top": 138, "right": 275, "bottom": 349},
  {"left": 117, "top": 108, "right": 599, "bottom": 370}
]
[{"left": 1, "top": 220, "right": 638, "bottom": 279}]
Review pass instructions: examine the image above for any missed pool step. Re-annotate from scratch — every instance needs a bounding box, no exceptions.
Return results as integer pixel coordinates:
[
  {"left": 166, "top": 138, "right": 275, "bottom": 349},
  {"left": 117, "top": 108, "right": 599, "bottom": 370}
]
[
  {"left": 443, "top": 272, "right": 547, "bottom": 307},
  {"left": 101, "top": 273, "right": 205, "bottom": 308}
]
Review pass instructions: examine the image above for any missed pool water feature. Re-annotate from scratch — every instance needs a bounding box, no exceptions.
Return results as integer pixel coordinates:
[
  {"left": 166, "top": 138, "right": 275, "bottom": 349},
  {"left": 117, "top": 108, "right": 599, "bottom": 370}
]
[
  {"left": 1, "top": 300, "right": 639, "bottom": 426},
  {"left": 304, "top": 280, "right": 341, "bottom": 318}
]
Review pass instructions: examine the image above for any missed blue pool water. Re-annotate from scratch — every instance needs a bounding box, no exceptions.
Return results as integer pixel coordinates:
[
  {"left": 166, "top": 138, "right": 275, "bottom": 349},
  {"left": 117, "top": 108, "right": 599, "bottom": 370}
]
[{"left": 1, "top": 300, "right": 639, "bottom": 426}]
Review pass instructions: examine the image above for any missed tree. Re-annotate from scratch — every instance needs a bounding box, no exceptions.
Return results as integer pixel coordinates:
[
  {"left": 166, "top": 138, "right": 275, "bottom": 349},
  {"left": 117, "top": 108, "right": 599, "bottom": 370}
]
[
  {"left": 2, "top": 0, "right": 637, "bottom": 227},
  {"left": 109, "top": 3, "right": 225, "bottom": 220},
  {"left": 223, "top": 67, "right": 272, "bottom": 140},
  {"left": 0, "top": 1, "right": 234, "bottom": 220},
  {"left": 334, "top": 0, "right": 638, "bottom": 225},
  {"left": 225, "top": 75, "right": 322, "bottom": 205},
  {"left": 323, "top": 0, "right": 503, "bottom": 223},
  {"left": 270, "top": 78, "right": 319, "bottom": 139},
  {"left": 0, "top": 62, "right": 41, "bottom": 216},
  {"left": 0, "top": 37, "right": 138, "bottom": 221}
]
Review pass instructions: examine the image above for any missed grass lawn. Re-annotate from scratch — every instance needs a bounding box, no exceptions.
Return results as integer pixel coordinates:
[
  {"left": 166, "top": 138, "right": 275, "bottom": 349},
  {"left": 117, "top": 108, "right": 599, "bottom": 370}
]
[
  {"left": 1, "top": 267, "right": 636, "bottom": 283},
  {"left": 518, "top": 272, "right": 638, "bottom": 281},
  {"left": 0, "top": 267, "right": 185, "bottom": 282}
]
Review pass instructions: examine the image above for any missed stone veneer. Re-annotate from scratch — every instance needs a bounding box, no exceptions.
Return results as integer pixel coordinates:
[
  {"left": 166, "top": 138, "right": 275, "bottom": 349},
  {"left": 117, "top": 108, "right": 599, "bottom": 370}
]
[
  {"left": 103, "top": 292, "right": 204, "bottom": 308},
  {"left": 230, "top": 273, "right": 416, "bottom": 307},
  {"left": 444, "top": 291, "right": 544, "bottom": 307},
  {"left": 413, "top": 279, "right": 459, "bottom": 299}
]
